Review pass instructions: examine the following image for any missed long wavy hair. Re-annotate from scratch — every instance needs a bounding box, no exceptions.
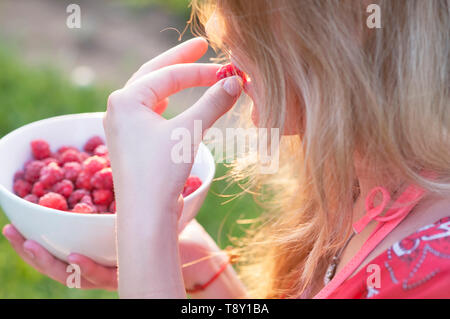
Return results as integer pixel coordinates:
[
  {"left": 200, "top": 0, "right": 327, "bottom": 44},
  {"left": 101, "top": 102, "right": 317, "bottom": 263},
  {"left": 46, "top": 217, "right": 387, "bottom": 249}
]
[{"left": 188, "top": 0, "right": 450, "bottom": 298}]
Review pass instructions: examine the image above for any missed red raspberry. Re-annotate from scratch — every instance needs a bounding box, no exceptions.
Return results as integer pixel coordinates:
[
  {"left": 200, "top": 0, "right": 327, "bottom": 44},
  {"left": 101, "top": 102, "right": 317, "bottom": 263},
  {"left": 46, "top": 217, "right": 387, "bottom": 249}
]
[
  {"left": 72, "top": 203, "right": 96, "bottom": 214},
  {"left": 182, "top": 176, "right": 202, "bottom": 197},
  {"left": 60, "top": 149, "right": 82, "bottom": 164},
  {"left": 80, "top": 194, "right": 94, "bottom": 205},
  {"left": 31, "top": 139, "right": 51, "bottom": 160},
  {"left": 109, "top": 200, "right": 116, "bottom": 213},
  {"left": 63, "top": 162, "right": 82, "bottom": 182},
  {"left": 52, "top": 179, "right": 74, "bottom": 198},
  {"left": 103, "top": 155, "right": 110, "bottom": 167},
  {"left": 39, "top": 162, "right": 64, "bottom": 188},
  {"left": 24, "top": 160, "right": 45, "bottom": 183},
  {"left": 76, "top": 171, "right": 93, "bottom": 190},
  {"left": 68, "top": 189, "right": 89, "bottom": 208},
  {"left": 216, "top": 63, "right": 248, "bottom": 84},
  {"left": 13, "top": 179, "right": 32, "bottom": 198},
  {"left": 95, "top": 204, "right": 108, "bottom": 213},
  {"left": 91, "top": 168, "right": 113, "bottom": 190},
  {"left": 94, "top": 144, "right": 108, "bottom": 157},
  {"left": 23, "top": 194, "right": 39, "bottom": 204},
  {"left": 79, "top": 152, "right": 90, "bottom": 162},
  {"left": 13, "top": 170, "right": 25, "bottom": 182},
  {"left": 83, "top": 156, "right": 108, "bottom": 175},
  {"left": 92, "top": 189, "right": 114, "bottom": 206},
  {"left": 57, "top": 146, "right": 78, "bottom": 154},
  {"left": 38, "top": 192, "right": 68, "bottom": 211},
  {"left": 43, "top": 157, "right": 58, "bottom": 166},
  {"left": 80, "top": 194, "right": 97, "bottom": 212},
  {"left": 84, "top": 136, "right": 104, "bottom": 153},
  {"left": 31, "top": 181, "right": 48, "bottom": 197}
]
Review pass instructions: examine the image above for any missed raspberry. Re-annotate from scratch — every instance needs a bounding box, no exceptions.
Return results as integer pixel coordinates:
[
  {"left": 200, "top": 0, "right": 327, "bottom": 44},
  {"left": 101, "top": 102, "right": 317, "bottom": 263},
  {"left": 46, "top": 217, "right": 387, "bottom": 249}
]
[
  {"left": 31, "top": 139, "right": 51, "bottom": 160},
  {"left": 24, "top": 160, "right": 45, "bottom": 183},
  {"left": 95, "top": 204, "right": 108, "bottom": 213},
  {"left": 94, "top": 144, "right": 108, "bottom": 157},
  {"left": 72, "top": 203, "right": 96, "bottom": 214},
  {"left": 80, "top": 194, "right": 94, "bottom": 205},
  {"left": 182, "top": 176, "right": 202, "bottom": 197},
  {"left": 13, "top": 179, "right": 32, "bottom": 198},
  {"left": 39, "top": 162, "right": 64, "bottom": 188},
  {"left": 52, "top": 179, "right": 74, "bottom": 198},
  {"left": 31, "top": 181, "right": 48, "bottom": 197},
  {"left": 63, "top": 162, "right": 82, "bottom": 182},
  {"left": 60, "top": 149, "right": 82, "bottom": 164},
  {"left": 92, "top": 189, "right": 114, "bottom": 206},
  {"left": 79, "top": 152, "right": 90, "bottom": 162},
  {"left": 84, "top": 136, "right": 104, "bottom": 153},
  {"left": 76, "top": 171, "right": 93, "bottom": 190},
  {"left": 103, "top": 156, "right": 110, "bottom": 167},
  {"left": 83, "top": 156, "right": 108, "bottom": 175},
  {"left": 68, "top": 189, "right": 89, "bottom": 208},
  {"left": 79, "top": 194, "right": 97, "bottom": 212},
  {"left": 216, "top": 63, "right": 248, "bottom": 84},
  {"left": 13, "top": 170, "right": 25, "bottom": 182},
  {"left": 23, "top": 194, "right": 39, "bottom": 204},
  {"left": 43, "top": 157, "right": 58, "bottom": 166},
  {"left": 57, "top": 146, "right": 78, "bottom": 155},
  {"left": 91, "top": 168, "right": 113, "bottom": 190},
  {"left": 109, "top": 200, "right": 116, "bottom": 213},
  {"left": 38, "top": 192, "right": 68, "bottom": 211}
]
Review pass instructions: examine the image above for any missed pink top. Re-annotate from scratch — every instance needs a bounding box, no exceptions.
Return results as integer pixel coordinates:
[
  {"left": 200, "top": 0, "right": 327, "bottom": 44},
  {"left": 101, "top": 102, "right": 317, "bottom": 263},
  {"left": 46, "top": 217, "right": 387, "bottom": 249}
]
[
  {"left": 327, "top": 215, "right": 450, "bottom": 298},
  {"left": 314, "top": 170, "right": 441, "bottom": 298}
]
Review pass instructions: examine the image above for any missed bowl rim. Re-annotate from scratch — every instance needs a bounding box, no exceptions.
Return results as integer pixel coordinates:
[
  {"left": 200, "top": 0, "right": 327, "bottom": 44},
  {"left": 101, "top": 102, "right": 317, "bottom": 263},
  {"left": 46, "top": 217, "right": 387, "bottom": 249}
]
[{"left": 0, "top": 112, "right": 216, "bottom": 220}]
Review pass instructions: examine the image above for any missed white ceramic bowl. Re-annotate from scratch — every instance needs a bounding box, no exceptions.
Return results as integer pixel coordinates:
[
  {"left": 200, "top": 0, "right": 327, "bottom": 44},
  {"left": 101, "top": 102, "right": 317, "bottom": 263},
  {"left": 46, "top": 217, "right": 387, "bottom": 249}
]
[{"left": 0, "top": 112, "right": 215, "bottom": 266}]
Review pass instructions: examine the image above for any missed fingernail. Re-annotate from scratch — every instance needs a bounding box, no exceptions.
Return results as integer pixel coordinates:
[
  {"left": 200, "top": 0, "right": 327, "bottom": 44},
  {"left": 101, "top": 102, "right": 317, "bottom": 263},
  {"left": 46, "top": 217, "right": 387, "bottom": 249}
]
[
  {"left": 2, "top": 225, "right": 13, "bottom": 240},
  {"left": 67, "top": 254, "right": 77, "bottom": 263},
  {"left": 222, "top": 76, "right": 242, "bottom": 97},
  {"left": 23, "top": 246, "right": 35, "bottom": 260}
]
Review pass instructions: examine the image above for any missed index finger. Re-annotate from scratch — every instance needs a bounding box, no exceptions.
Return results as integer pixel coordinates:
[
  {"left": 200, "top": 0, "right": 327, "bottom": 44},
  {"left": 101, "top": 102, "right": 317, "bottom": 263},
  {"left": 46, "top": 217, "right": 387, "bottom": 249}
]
[
  {"left": 126, "top": 63, "right": 221, "bottom": 108},
  {"left": 125, "top": 37, "right": 209, "bottom": 86}
]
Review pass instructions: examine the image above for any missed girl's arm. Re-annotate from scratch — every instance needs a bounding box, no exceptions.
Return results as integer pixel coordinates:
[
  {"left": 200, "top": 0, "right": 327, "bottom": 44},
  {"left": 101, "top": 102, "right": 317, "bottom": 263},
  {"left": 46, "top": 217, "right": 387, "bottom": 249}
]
[
  {"left": 188, "top": 261, "right": 249, "bottom": 299},
  {"left": 180, "top": 219, "right": 248, "bottom": 299},
  {"left": 2, "top": 218, "right": 248, "bottom": 298}
]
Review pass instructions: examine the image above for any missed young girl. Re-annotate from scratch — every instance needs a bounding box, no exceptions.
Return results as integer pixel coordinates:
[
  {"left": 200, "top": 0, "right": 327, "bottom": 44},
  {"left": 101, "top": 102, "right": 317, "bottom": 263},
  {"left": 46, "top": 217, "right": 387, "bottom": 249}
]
[{"left": 3, "top": 0, "right": 450, "bottom": 298}]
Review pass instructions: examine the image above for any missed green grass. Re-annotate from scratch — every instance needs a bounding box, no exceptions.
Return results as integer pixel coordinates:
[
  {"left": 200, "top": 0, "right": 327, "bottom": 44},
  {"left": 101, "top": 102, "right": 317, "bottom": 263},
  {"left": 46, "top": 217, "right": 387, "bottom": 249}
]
[{"left": 0, "top": 46, "right": 260, "bottom": 298}]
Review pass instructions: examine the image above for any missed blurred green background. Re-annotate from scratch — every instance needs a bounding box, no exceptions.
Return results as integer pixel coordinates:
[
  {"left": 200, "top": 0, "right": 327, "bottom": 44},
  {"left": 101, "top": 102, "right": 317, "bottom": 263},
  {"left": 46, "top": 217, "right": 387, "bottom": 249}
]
[{"left": 0, "top": 0, "right": 261, "bottom": 298}]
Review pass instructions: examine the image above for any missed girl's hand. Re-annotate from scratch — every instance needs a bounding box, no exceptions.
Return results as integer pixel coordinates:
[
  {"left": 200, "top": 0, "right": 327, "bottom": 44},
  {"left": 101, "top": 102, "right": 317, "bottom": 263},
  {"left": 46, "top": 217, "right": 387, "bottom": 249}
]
[
  {"left": 1, "top": 219, "right": 227, "bottom": 292},
  {"left": 103, "top": 37, "right": 242, "bottom": 297},
  {"left": 104, "top": 37, "right": 242, "bottom": 222}
]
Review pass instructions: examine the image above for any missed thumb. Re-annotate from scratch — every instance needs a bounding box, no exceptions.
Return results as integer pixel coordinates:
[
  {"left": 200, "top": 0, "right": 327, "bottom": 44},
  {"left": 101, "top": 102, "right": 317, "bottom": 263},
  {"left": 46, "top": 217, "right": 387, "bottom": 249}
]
[{"left": 173, "top": 75, "right": 243, "bottom": 133}]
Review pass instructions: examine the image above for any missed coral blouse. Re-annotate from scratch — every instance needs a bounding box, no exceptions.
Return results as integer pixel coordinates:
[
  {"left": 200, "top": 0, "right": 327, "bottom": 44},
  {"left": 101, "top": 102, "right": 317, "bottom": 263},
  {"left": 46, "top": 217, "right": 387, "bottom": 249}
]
[
  {"left": 313, "top": 171, "right": 450, "bottom": 299},
  {"left": 328, "top": 216, "right": 450, "bottom": 298}
]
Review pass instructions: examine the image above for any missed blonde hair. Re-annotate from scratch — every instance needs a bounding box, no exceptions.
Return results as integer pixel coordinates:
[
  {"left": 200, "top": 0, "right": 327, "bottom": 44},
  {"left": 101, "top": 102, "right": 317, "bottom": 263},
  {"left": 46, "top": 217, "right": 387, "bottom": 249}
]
[{"left": 189, "top": 0, "right": 450, "bottom": 298}]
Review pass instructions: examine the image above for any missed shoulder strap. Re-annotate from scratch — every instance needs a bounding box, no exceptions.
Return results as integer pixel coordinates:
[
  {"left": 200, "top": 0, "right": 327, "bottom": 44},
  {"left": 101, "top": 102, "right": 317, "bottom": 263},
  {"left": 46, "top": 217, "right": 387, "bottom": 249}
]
[{"left": 313, "top": 181, "right": 428, "bottom": 299}]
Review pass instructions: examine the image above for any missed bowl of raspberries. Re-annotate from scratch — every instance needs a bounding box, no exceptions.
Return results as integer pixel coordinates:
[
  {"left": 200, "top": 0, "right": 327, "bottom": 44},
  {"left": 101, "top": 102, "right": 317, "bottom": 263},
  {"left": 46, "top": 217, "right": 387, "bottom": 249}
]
[{"left": 0, "top": 112, "right": 215, "bottom": 266}]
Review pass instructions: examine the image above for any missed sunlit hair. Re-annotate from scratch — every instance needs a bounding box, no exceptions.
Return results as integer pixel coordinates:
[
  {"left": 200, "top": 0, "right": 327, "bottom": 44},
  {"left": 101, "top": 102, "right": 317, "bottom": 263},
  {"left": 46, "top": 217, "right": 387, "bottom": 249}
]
[{"left": 188, "top": 0, "right": 450, "bottom": 298}]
